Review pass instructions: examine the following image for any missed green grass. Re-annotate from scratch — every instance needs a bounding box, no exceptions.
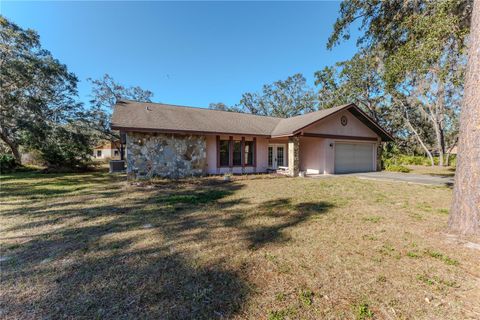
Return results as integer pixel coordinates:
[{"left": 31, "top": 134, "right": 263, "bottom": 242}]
[
  {"left": 407, "top": 251, "right": 421, "bottom": 258},
  {"left": 355, "top": 302, "right": 374, "bottom": 320},
  {"left": 268, "top": 310, "right": 287, "bottom": 320},
  {"left": 417, "top": 274, "right": 458, "bottom": 288},
  {"left": 298, "top": 289, "right": 314, "bottom": 306},
  {"left": 363, "top": 216, "right": 382, "bottom": 223},
  {"left": 425, "top": 249, "right": 459, "bottom": 266},
  {"left": 1, "top": 171, "right": 476, "bottom": 319},
  {"left": 164, "top": 189, "right": 232, "bottom": 204},
  {"left": 437, "top": 208, "right": 449, "bottom": 215},
  {"left": 405, "top": 165, "right": 456, "bottom": 177}
]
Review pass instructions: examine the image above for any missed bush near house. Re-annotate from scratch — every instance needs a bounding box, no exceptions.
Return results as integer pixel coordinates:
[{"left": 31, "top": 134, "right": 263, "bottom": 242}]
[
  {"left": 385, "top": 164, "right": 411, "bottom": 173},
  {"left": 384, "top": 155, "right": 456, "bottom": 167}
]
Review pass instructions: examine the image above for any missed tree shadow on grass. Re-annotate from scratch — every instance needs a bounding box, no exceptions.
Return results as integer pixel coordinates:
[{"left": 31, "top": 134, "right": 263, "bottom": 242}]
[
  {"left": 1, "top": 176, "right": 248, "bottom": 319},
  {"left": 0, "top": 171, "right": 121, "bottom": 200},
  {"left": 2, "top": 174, "right": 334, "bottom": 319},
  {"left": 225, "top": 198, "right": 333, "bottom": 249},
  {"left": 5, "top": 248, "right": 248, "bottom": 319}
]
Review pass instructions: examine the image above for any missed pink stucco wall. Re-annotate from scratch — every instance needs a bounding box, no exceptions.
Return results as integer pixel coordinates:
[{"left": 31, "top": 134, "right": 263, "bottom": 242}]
[
  {"left": 204, "top": 110, "right": 379, "bottom": 175},
  {"left": 299, "top": 137, "right": 324, "bottom": 174},
  {"left": 303, "top": 109, "right": 378, "bottom": 137},
  {"left": 300, "top": 110, "right": 379, "bottom": 174}
]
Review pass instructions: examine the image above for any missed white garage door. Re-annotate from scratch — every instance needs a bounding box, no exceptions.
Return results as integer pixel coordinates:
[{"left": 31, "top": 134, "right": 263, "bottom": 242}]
[{"left": 334, "top": 143, "right": 374, "bottom": 174}]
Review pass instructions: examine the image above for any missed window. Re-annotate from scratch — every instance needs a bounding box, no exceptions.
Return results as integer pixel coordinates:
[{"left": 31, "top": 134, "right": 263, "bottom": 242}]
[
  {"left": 218, "top": 137, "right": 255, "bottom": 167},
  {"left": 233, "top": 141, "right": 242, "bottom": 166},
  {"left": 277, "top": 146, "right": 284, "bottom": 166},
  {"left": 244, "top": 141, "right": 254, "bottom": 166},
  {"left": 268, "top": 146, "right": 273, "bottom": 167},
  {"left": 219, "top": 140, "right": 230, "bottom": 166},
  {"left": 97, "top": 150, "right": 102, "bottom": 157},
  {"left": 114, "top": 150, "right": 119, "bottom": 157}
]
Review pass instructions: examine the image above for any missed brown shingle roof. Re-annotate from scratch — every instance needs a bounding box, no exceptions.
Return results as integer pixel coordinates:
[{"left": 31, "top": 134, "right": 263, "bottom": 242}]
[
  {"left": 111, "top": 100, "right": 393, "bottom": 141},
  {"left": 111, "top": 100, "right": 282, "bottom": 136},
  {"left": 270, "top": 104, "right": 353, "bottom": 136}
]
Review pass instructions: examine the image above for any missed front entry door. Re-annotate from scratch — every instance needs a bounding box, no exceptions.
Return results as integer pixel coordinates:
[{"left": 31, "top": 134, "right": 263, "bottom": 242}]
[{"left": 268, "top": 144, "right": 286, "bottom": 169}]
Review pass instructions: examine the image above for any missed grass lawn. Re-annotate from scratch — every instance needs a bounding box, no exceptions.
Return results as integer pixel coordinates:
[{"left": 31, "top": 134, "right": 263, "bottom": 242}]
[
  {"left": 1, "top": 172, "right": 479, "bottom": 319},
  {"left": 405, "top": 165, "right": 456, "bottom": 177}
]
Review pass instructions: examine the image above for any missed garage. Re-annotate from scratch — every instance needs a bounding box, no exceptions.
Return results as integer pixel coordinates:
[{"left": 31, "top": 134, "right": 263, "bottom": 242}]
[{"left": 334, "top": 142, "right": 374, "bottom": 174}]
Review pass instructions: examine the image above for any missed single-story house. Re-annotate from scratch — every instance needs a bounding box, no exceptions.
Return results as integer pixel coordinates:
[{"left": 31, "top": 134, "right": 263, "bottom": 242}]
[
  {"left": 92, "top": 141, "right": 122, "bottom": 160},
  {"left": 111, "top": 100, "right": 393, "bottom": 179}
]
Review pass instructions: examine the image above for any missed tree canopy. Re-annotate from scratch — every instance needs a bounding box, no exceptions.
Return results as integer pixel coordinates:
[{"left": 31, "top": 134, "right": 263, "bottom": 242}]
[
  {"left": 323, "top": 0, "right": 472, "bottom": 165},
  {"left": 86, "top": 74, "right": 154, "bottom": 141},
  {"left": 209, "top": 73, "right": 318, "bottom": 118},
  {"left": 0, "top": 16, "right": 86, "bottom": 166},
  {"left": 0, "top": 17, "right": 154, "bottom": 169}
]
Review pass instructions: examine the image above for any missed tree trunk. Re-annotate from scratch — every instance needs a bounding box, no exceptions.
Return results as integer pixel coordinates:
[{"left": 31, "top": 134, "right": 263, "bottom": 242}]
[
  {"left": 432, "top": 121, "right": 445, "bottom": 166},
  {"left": 435, "top": 76, "right": 446, "bottom": 167},
  {"left": 403, "top": 112, "right": 435, "bottom": 166},
  {"left": 449, "top": 0, "right": 480, "bottom": 235},
  {"left": 0, "top": 130, "right": 21, "bottom": 164},
  {"left": 445, "top": 139, "right": 458, "bottom": 167}
]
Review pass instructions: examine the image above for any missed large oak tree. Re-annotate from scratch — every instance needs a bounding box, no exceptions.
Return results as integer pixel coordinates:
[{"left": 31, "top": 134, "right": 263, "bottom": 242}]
[
  {"left": 0, "top": 16, "right": 85, "bottom": 166},
  {"left": 327, "top": 0, "right": 472, "bottom": 166},
  {"left": 449, "top": 0, "right": 480, "bottom": 235}
]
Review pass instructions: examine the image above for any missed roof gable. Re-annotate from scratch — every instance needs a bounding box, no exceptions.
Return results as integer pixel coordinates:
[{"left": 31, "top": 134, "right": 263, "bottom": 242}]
[
  {"left": 301, "top": 109, "right": 378, "bottom": 138},
  {"left": 270, "top": 104, "right": 353, "bottom": 137},
  {"left": 272, "top": 103, "right": 393, "bottom": 141}
]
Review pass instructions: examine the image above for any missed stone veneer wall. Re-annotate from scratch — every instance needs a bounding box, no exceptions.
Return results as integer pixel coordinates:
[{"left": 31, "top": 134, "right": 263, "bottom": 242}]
[
  {"left": 288, "top": 136, "right": 300, "bottom": 177},
  {"left": 126, "top": 132, "right": 207, "bottom": 179}
]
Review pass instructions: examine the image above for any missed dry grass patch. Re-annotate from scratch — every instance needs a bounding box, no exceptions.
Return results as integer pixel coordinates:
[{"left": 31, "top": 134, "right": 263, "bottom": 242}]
[
  {"left": 1, "top": 172, "right": 479, "bottom": 319},
  {"left": 406, "top": 165, "right": 456, "bottom": 177}
]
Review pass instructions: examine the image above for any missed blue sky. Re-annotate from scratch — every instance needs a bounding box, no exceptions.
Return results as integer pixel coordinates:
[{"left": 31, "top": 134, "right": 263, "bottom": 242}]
[{"left": 2, "top": 1, "right": 359, "bottom": 108}]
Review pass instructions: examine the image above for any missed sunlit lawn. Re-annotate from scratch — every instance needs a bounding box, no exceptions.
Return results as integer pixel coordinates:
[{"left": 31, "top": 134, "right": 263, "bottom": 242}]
[
  {"left": 406, "top": 165, "right": 456, "bottom": 177},
  {"left": 1, "top": 171, "right": 479, "bottom": 319}
]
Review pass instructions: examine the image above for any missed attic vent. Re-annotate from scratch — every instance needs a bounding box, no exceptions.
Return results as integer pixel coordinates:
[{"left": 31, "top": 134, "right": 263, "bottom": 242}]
[{"left": 145, "top": 106, "right": 151, "bottom": 111}]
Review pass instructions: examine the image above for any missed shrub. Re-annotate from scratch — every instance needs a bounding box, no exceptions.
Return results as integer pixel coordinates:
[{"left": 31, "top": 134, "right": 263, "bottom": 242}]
[
  {"left": 0, "top": 154, "right": 17, "bottom": 173},
  {"left": 385, "top": 164, "right": 411, "bottom": 173},
  {"left": 22, "top": 124, "right": 95, "bottom": 172},
  {"left": 384, "top": 153, "right": 457, "bottom": 167},
  {"left": 447, "top": 154, "right": 457, "bottom": 167}
]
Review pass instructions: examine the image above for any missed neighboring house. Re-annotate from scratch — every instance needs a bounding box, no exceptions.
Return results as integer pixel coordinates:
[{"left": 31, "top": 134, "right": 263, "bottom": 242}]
[
  {"left": 111, "top": 100, "right": 393, "bottom": 179},
  {"left": 93, "top": 141, "right": 122, "bottom": 160}
]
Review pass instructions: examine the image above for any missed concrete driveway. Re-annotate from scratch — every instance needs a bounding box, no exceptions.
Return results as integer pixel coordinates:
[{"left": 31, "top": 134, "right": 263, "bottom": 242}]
[{"left": 309, "top": 171, "right": 454, "bottom": 187}]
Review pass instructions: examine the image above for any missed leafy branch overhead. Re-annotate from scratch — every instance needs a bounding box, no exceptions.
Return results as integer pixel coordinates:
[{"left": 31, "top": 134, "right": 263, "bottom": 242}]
[{"left": 322, "top": 0, "right": 471, "bottom": 166}]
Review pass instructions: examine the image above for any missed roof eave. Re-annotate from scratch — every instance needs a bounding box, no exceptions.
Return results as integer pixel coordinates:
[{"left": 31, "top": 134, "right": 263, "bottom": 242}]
[
  {"left": 290, "top": 103, "right": 356, "bottom": 135},
  {"left": 110, "top": 125, "right": 272, "bottom": 137},
  {"left": 269, "top": 133, "right": 296, "bottom": 138}
]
